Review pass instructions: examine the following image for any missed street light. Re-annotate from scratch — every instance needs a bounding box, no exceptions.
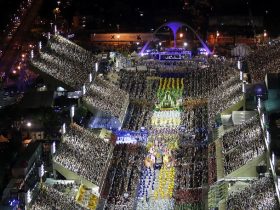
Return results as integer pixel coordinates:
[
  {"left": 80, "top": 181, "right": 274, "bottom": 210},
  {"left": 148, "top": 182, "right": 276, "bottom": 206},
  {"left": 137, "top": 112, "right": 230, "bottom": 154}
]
[
  {"left": 264, "top": 30, "right": 267, "bottom": 37},
  {"left": 26, "top": 122, "right": 32, "bottom": 127},
  {"left": 216, "top": 31, "right": 220, "bottom": 37},
  {"left": 179, "top": 33, "right": 183, "bottom": 38},
  {"left": 183, "top": 42, "right": 188, "bottom": 47}
]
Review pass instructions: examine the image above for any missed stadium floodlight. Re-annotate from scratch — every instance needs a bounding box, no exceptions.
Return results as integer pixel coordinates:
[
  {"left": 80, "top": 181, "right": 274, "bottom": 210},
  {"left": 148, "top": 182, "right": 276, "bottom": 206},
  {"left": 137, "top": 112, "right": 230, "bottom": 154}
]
[
  {"left": 54, "top": 25, "right": 57, "bottom": 34},
  {"left": 242, "top": 82, "right": 246, "bottom": 93},
  {"left": 89, "top": 73, "right": 92, "bottom": 83},
  {"left": 237, "top": 60, "right": 242, "bottom": 70},
  {"left": 39, "top": 164, "right": 44, "bottom": 178},
  {"left": 51, "top": 141, "right": 56, "bottom": 154},
  {"left": 95, "top": 62, "right": 98, "bottom": 72},
  {"left": 70, "top": 106, "right": 75, "bottom": 118},
  {"left": 82, "top": 84, "right": 86, "bottom": 95},
  {"left": 61, "top": 123, "right": 66, "bottom": 134},
  {"left": 30, "top": 50, "right": 34, "bottom": 59}
]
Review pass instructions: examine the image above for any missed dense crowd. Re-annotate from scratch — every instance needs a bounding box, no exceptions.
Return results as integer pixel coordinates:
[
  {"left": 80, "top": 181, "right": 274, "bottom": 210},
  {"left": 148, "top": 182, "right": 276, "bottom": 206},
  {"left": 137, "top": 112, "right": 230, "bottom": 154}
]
[
  {"left": 118, "top": 69, "right": 159, "bottom": 102},
  {"left": 29, "top": 36, "right": 280, "bottom": 210},
  {"left": 208, "top": 142, "right": 217, "bottom": 185},
  {"left": 83, "top": 76, "right": 129, "bottom": 123},
  {"left": 122, "top": 103, "right": 153, "bottom": 131},
  {"left": 105, "top": 144, "right": 146, "bottom": 210},
  {"left": 54, "top": 123, "right": 113, "bottom": 186},
  {"left": 136, "top": 59, "right": 202, "bottom": 72},
  {"left": 174, "top": 105, "right": 208, "bottom": 205},
  {"left": 30, "top": 35, "right": 96, "bottom": 89},
  {"left": 183, "top": 58, "right": 238, "bottom": 98},
  {"left": 246, "top": 39, "right": 280, "bottom": 82},
  {"left": 30, "top": 185, "right": 84, "bottom": 210},
  {"left": 226, "top": 176, "right": 279, "bottom": 210},
  {"left": 208, "top": 75, "right": 243, "bottom": 128},
  {"left": 222, "top": 116, "right": 265, "bottom": 175}
]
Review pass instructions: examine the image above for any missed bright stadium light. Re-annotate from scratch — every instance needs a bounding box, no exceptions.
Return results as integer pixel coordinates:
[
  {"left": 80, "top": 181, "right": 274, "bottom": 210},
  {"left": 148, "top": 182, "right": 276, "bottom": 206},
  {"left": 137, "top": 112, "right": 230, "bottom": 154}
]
[
  {"left": 237, "top": 60, "right": 241, "bottom": 70},
  {"left": 51, "top": 141, "right": 56, "bottom": 154},
  {"left": 95, "top": 62, "right": 98, "bottom": 72},
  {"left": 70, "top": 106, "right": 75, "bottom": 118},
  {"left": 61, "top": 123, "right": 66, "bottom": 134},
  {"left": 89, "top": 73, "right": 92, "bottom": 83},
  {"left": 54, "top": 25, "right": 57, "bottom": 34},
  {"left": 82, "top": 84, "right": 86, "bottom": 95},
  {"left": 30, "top": 50, "right": 34, "bottom": 59}
]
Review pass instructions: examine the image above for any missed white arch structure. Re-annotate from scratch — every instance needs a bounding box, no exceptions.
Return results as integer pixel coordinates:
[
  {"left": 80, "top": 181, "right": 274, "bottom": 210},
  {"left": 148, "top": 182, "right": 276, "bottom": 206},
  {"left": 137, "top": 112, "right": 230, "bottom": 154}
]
[{"left": 140, "top": 21, "right": 211, "bottom": 55}]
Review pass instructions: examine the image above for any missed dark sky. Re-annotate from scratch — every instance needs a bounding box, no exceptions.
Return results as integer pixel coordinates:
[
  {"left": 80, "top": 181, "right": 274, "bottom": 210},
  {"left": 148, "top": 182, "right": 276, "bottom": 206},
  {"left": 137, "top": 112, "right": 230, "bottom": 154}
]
[{"left": 0, "top": 0, "right": 279, "bottom": 33}]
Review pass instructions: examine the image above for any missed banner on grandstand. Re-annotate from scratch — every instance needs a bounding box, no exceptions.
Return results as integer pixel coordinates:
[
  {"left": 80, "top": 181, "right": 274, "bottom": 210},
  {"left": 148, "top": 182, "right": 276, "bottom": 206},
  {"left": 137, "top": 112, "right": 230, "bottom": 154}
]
[{"left": 116, "top": 130, "right": 148, "bottom": 144}]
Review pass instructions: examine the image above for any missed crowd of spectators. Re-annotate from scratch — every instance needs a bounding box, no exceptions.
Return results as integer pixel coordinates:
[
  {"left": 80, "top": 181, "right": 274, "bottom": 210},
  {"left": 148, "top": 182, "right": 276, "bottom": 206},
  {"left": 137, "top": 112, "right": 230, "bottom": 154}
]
[
  {"left": 83, "top": 76, "right": 129, "bottom": 123},
  {"left": 174, "top": 188, "right": 203, "bottom": 206},
  {"left": 208, "top": 142, "right": 217, "bottom": 185},
  {"left": 208, "top": 75, "right": 243, "bottom": 128},
  {"left": 53, "top": 123, "right": 114, "bottom": 186},
  {"left": 175, "top": 141, "right": 208, "bottom": 190},
  {"left": 246, "top": 39, "right": 280, "bottom": 82},
  {"left": 122, "top": 102, "right": 153, "bottom": 131},
  {"left": 30, "top": 185, "right": 84, "bottom": 210},
  {"left": 136, "top": 59, "right": 201, "bottom": 73},
  {"left": 104, "top": 144, "right": 146, "bottom": 210},
  {"left": 222, "top": 116, "right": 265, "bottom": 175},
  {"left": 226, "top": 176, "right": 279, "bottom": 210},
  {"left": 118, "top": 69, "right": 158, "bottom": 102},
  {"left": 30, "top": 35, "right": 96, "bottom": 89},
  {"left": 175, "top": 105, "right": 208, "bottom": 205},
  {"left": 29, "top": 36, "right": 280, "bottom": 209},
  {"left": 183, "top": 58, "right": 238, "bottom": 98}
]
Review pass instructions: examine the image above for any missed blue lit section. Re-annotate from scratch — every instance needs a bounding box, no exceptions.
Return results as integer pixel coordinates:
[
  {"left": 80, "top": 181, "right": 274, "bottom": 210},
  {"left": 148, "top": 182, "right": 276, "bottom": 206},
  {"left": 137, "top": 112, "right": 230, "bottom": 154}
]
[
  {"left": 88, "top": 115, "right": 121, "bottom": 131},
  {"left": 8, "top": 198, "right": 20, "bottom": 207},
  {"left": 115, "top": 128, "right": 148, "bottom": 144}
]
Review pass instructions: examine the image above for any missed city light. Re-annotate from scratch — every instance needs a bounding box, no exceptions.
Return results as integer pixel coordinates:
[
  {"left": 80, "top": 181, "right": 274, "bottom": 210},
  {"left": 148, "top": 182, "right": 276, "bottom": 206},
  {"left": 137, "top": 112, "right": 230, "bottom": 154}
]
[
  {"left": 264, "top": 30, "right": 268, "bottom": 37},
  {"left": 26, "top": 122, "right": 32, "bottom": 127},
  {"left": 179, "top": 33, "right": 183, "bottom": 38},
  {"left": 183, "top": 42, "right": 188, "bottom": 47}
]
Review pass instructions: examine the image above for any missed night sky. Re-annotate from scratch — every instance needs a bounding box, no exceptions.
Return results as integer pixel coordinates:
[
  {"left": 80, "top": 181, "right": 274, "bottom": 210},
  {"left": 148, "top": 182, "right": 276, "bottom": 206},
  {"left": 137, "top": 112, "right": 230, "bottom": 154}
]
[{"left": 0, "top": 0, "right": 279, "bottom": 33}]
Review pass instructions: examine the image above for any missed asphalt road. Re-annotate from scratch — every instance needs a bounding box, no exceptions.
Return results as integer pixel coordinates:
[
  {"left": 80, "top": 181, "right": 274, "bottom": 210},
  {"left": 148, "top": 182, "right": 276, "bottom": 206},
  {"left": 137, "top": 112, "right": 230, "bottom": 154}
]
[{"left": 0, "top": 0, "right": 43, "bottom": 78}]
